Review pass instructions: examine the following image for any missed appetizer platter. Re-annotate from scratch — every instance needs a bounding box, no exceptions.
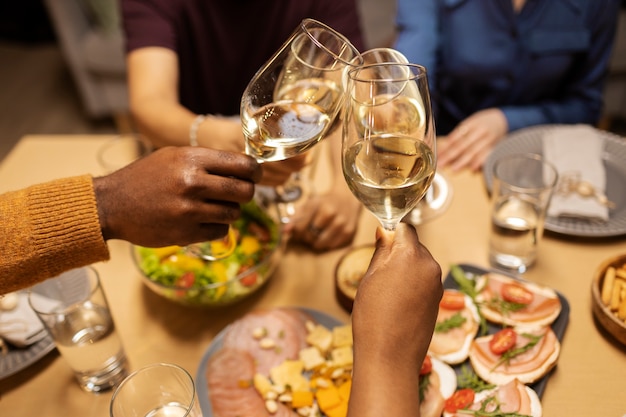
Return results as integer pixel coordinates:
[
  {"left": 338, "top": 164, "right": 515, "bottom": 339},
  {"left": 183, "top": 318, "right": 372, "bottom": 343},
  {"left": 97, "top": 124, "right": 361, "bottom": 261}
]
[{"left": 429, "top": 263, "right": 570, "bottom": 416}]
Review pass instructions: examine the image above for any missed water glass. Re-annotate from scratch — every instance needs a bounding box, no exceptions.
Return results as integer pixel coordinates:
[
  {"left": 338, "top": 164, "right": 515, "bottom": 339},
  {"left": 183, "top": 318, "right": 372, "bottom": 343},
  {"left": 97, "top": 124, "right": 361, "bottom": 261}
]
[
  {"left": 110, "top": 363, "right": 202, "bottom": 417},
  {"left": 488, "top": 153, "right": 559, "bottom": 273},
  {"left": 28, "top": 267, "right": 129, "bottom": 392}
]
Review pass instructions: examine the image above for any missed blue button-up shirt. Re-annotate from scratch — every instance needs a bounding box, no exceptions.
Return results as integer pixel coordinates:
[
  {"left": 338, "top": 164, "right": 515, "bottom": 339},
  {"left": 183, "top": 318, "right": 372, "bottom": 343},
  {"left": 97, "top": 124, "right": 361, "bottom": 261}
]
[{"left": 394, "top": 0, "right": 621, "bottom": 134}]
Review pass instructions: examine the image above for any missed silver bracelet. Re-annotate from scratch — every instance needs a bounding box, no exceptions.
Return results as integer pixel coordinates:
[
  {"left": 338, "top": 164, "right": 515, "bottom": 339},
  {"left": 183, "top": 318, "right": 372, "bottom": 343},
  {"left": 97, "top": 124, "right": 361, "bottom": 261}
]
[{"left": 189, "top": 114, "right": 207, "bottom": 146}]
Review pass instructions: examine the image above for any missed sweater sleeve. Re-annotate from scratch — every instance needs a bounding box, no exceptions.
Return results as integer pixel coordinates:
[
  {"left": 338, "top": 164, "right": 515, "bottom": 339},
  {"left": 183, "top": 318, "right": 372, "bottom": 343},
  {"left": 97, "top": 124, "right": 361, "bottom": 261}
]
[{"left": 0, "top": 175, "right": 110, "bottom": 294}]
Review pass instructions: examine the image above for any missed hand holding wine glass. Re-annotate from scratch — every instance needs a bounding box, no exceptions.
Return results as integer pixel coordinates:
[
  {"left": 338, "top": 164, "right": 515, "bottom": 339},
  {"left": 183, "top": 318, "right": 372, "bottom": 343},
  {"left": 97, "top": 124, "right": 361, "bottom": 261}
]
[{"left": 342, "top": 62, "right": 436, "bottom": 232}]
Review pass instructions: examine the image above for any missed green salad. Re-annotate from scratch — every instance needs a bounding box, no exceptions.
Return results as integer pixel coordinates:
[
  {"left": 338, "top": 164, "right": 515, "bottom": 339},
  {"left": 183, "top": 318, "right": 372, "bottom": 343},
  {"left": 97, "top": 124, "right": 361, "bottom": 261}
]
[{"left": 135, "top": 201, "right": 281, "bottom": 306}]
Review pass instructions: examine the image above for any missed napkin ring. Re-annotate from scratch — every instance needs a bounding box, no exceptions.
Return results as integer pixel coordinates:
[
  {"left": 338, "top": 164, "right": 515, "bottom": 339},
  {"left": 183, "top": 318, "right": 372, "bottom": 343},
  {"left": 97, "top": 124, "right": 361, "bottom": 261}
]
[{"left": 556, "top": 171, "right": 614, "bottom": 208}]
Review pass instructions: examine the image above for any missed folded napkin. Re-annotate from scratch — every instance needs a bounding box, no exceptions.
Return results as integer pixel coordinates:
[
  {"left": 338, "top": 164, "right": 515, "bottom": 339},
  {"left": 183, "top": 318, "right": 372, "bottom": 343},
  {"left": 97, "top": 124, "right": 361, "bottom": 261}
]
[
  {"left": 0, "top": 292, "right": 56, "bottom": 348},
  {"left": 543, "top": 124, "right": 609, "bottom": 222}
]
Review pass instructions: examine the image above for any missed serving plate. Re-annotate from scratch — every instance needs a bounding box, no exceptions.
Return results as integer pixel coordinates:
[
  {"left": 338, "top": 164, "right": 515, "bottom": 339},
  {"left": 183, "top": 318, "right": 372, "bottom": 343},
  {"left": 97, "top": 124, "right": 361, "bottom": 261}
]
[
  {"left": 0, "top": 334, "right": 55, "bottom": 380},
  {"left": 483, "top": 124, "right": 626, "bottom": 237},
  {"left": 195, "top": 308, "right": 342, "bottom": 416},
  {"left": 445, "top": 263, "right": 570, "bottom": 398},
  {"left": 0, "top": 291, "right": 56, "bottom": 380}
]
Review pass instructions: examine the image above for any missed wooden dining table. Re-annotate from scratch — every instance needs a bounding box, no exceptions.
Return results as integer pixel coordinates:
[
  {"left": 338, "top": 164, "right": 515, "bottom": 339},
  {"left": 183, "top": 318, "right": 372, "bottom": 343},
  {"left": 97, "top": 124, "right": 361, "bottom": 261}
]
[{"left": 1, "top": 134, "right": 625, "bottom": 416}]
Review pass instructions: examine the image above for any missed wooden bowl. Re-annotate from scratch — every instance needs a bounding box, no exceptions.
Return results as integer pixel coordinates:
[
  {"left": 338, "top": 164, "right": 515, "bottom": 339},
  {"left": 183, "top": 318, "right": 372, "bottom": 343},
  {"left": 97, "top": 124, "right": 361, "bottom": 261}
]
[
  {"left": 591, "top": 254, "right": 626, "bottom": 346},
  {"left": 334, "top": 244, "right": 376, "bottom": 313}
]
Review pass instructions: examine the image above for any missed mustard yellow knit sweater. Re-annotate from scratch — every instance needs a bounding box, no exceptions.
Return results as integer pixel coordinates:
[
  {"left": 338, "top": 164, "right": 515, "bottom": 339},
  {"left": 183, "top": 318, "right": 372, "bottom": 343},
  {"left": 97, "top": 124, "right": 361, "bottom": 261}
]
[{"left": 0, "top": 175, "right": 110, "bottom": 295}]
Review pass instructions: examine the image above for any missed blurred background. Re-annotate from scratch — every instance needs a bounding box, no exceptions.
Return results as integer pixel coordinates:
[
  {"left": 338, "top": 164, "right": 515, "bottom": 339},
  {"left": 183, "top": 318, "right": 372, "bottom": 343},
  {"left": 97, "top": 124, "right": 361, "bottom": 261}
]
[{"left": 0, "top": 0, "right": 624, "bottom": 163}]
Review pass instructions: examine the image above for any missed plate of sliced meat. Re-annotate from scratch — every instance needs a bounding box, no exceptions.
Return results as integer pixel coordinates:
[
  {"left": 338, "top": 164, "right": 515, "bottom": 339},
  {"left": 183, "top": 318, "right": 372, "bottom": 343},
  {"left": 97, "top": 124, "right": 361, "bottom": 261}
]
[
  {"left": 443, "top": 263, "right": 570, "bottom": 399},
  {"left": 196, "top": 306, "right": 345, "bottom": 417}
]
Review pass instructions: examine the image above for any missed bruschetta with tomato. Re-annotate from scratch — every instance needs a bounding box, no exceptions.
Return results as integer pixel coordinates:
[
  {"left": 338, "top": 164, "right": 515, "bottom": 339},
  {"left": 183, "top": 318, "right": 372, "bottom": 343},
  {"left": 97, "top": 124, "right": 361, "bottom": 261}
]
[
  {"left": 419, "top": 355, "right": 458, "bottom": 417},
  {"left": 468, "top": 326, "right": 560, "bottom": 386},
  {"left": 443, "top": 379, "right": 542, "bottom": 417},
  {"left": 429, "top": 289, "right": 481, "bottom": 365},
  {"left": 475, "top": 273, "right": 562, "bottom": 328}
]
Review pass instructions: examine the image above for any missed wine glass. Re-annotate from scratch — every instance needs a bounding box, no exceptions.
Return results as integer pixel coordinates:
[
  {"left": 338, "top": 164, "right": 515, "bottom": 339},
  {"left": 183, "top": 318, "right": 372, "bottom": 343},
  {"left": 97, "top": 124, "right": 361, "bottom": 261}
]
[
  {"left": 356, "top": 50, "right": 451, "bottom": 226},
  {"left": 187, "top": 19, "right": 360, "bottom": 260},
  {"left": 341, "top": 62, "right": 436, "bottom": 232},
  {"left": 241, "top": 18, "right": 362, "bottom": 222}
]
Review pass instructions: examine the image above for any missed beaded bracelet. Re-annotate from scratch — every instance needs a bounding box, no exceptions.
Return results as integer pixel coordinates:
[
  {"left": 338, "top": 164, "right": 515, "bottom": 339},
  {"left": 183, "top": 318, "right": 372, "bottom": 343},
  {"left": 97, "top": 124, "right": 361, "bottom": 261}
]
[{"left": 189, "top": 114, "right": 207, "bottom": 146}]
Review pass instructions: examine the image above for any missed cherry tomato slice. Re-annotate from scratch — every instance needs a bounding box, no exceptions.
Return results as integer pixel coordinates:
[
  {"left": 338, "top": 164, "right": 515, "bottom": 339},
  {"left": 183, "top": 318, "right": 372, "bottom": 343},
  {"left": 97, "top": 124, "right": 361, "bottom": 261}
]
[
  {"left": 240, "top": 273, "right": 258, "bottom": 287},
  {"left": 489, "top": 327, "right": 517, "bottom": 354},
  {"left": 439, "top": 290, "right": 466, "bottom": 310},
  {"left": 419, "top": 355, "right": 432, "bottom": 376},
  {"left": 444, "top": 388, "right": 475, "bottom": 413},
  {"left": 501, "top": 283, "right": 534, "bottom": 305},
  {"left": 176, "top": 271, "right": 195, "bottom": 288}
]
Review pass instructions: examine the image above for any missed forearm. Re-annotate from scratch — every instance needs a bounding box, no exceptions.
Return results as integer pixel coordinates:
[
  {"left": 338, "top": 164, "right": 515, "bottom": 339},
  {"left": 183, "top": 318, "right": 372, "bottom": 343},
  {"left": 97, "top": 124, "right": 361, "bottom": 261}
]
[
  {"left": 131, "top": 100, "right": 244, "bottom": 152},
  {"left": 0, "top": 176, "right": 109, "bottom": 294},
  {"left": 349, "top": 349, "right": 421, "bottom": 417}
]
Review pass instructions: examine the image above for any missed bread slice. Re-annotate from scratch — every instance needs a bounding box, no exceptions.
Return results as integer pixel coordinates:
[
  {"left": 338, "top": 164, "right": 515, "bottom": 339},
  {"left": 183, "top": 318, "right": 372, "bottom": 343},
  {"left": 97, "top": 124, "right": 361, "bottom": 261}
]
[
  {"left": 475, "top": 273, "right": 562, "bottom": 328},
  {"left": 468, "top": 325, "right": 560, "bottom": 386}
]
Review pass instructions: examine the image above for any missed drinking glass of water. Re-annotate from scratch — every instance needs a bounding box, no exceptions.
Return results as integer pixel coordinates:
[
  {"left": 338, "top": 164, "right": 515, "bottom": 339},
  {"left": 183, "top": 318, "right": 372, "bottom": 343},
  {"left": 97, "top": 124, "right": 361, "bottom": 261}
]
[
  {"left": 110, "top": 362, "right": 202, "bottom": 417},
  {"left": 28, "top": 267, "right": 129, "bottom": 392},
  {"left": 488, "top": 153, "right": 559, "bottom": 273}
]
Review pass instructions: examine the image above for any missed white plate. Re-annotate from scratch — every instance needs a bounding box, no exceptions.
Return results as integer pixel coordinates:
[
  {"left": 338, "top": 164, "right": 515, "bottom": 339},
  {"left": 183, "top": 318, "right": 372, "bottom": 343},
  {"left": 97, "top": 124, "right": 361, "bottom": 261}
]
[
  {"left": 195, "top": 308, "right": 343, "bottom": 417},
  {"left": 483, "top": 125, "right": 626, "bottom": 237}
]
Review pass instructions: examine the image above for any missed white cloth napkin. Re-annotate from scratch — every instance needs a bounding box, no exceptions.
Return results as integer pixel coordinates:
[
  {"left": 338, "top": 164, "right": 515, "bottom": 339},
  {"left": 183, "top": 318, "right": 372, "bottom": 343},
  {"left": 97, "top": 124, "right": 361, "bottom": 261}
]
[
  {"left": 0, "top": 292, "right": 56, "bottom": 348},
  {"left": 543, "top": 124, "right": 609, "bottom": 222}
]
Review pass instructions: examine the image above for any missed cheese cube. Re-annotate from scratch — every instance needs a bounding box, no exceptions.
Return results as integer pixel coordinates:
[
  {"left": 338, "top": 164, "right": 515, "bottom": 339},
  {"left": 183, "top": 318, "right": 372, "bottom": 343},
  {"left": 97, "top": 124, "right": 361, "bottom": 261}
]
[
  {"left": 332, "top": 325, "right": 353, "bottom": 348},
  {"left": 269, "top": 360, "right": 309, "bottom": 392},
  {"left": 315, "top": 385, "right": 341, "bottom": 411},
  {"left": 330, "top": 346, "right": 353, "bottom": 368},
  {"left": 306, "top": 324, "right": 333, "bottom": 352},
  {"left": 253, "top": 373, "right": 273, "bottom": 396},
  {"left": 299, "top": 346, "right": 325, "bottom": 371}
]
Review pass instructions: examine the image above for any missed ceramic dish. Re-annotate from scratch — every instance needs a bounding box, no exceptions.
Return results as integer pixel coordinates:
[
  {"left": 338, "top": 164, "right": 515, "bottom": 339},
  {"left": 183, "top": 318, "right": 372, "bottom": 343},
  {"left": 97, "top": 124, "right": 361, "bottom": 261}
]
[
  {"left": 195, "top": 308, "right": 342, "bottom": 416},
  {"left": 483, "top": 125, "right": 626, "bottom": 237}
]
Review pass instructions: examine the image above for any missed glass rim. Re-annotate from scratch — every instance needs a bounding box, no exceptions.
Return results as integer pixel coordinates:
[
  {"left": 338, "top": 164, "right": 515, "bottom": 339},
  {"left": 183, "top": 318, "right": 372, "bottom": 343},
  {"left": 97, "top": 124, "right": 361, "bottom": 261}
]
[
  {"left": 27, "top": 266, "right": 101, "bottom": 315},
  {"left": 347, "top": 62, "right": 428, "bottom": 83},
  {"left": 299, "top": 18, "right": 363, "bottom": 67},
  {"left": 492, "top": 152, "right": 559, "bottom": 191},
  {"left": 109, "top": 362, "right": 196, "bottom": 417}
]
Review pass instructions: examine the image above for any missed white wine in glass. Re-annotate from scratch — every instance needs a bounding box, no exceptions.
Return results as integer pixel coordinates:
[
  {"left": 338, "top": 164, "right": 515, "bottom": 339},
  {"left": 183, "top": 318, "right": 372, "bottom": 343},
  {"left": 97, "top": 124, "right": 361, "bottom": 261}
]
[
  {"left": 342, "top": 62, "right": 436, "bottom": 231},
  {"left": 241, "top": 18, "right": 361, "bottom": 208}
]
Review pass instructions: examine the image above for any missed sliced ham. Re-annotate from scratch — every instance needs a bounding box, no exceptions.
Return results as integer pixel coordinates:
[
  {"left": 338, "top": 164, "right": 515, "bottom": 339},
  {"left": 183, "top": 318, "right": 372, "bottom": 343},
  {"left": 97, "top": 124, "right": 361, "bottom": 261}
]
[
  {"left": 206, "top": 347, "right": 298, "bottom": 417},
  {"left": 444, "top": 379, "right": 542, "bottom": 417},
  {"left": 420, "top": 368, "right": 445, "bottom": 417},
  {"left": 429, "top": 291, "right": 480, "bottom": 364},
  {"left": 469, "top": 326, "right": 560, "bottom": 385},
  {"left": 221, "top": 307, "right": 312, "bottom": 376},
  {"left": 477, "top": 273, "right": 561, "bottom": 327}
]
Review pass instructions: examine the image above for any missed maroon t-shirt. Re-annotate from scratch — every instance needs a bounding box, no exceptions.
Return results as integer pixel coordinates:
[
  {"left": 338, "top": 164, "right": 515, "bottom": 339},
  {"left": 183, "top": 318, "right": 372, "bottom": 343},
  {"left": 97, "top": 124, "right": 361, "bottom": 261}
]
[{"left": 121, "top": 0, "right": 365, "bottom": 116}]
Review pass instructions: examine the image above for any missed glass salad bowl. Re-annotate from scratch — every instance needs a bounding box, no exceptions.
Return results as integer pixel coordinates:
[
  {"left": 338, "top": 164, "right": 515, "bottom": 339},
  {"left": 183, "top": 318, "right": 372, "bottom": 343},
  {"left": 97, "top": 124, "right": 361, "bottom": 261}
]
[{"left": 132, "top": 198, "right": 283, "bottom": 307}]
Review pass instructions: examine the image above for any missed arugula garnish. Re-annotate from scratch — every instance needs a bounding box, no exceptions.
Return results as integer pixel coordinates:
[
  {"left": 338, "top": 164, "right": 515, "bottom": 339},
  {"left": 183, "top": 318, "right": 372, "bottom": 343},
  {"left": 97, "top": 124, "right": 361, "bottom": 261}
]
[
  {"left": 418, "top": 373, "right": 430, "bottom": 403},
  {"left": 449, "top": 264, "right": 489, "bottom": 335},
  {"left": 492, "top": 332, "right": 543, "bottom": 370},
  {"left": 450, "top": 264, "right": 480, "bottom": 299},
  {"left": 435, "top": 312, "right": 467, "bottom": 332},
  {"left": 456, "top": 395, "right": 532, "bottom": 417},
  {"left": 456, "top": 365, "right": 496, "bottom": 392},
  {"left": 484, "top": 296, "right": 528, "bottom": 317}
]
